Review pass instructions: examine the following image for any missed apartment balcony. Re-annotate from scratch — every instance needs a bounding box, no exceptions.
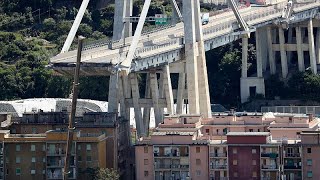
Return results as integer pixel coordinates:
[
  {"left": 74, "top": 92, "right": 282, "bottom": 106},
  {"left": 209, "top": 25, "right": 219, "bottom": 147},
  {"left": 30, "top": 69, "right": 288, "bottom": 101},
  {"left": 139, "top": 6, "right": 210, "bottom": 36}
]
[
  {"left": 47, "top": 150, "right": 76, "bottom": 156},
  {"left": 155, "top": 175, "right": 190, "bottom": 180},
  {"left": 154, "top": 153, "right": 189, "bottom": 157},
  {"left": 284, "top": 165, "right": 302, "bottom": 170},
  {"left": 218, "top": 177, "right": 229, "bottom": 180},
  {"left": 155, "top": 164, "right": 189, "bottom": 169},
  {"left": 210, "top": 153, "right": 227, "bottom": 158},
  {"left": 47, "top": 169, "right": 76, "bottom": 179},
  {"left": 210, "top": 177, "right": 228, "bottom": 180},
  {"left": 210, "top": 165, "right": 228, "bottom": 169},
  {"left": 261, "top": 177, "right": 276, "bottom": 180},
  {"left": 261, "top": 165, "right": 278, "bottom": 170},
  {"left": 261, "top": 152, "right": 278, "bottom": 158},
  {"left": 47, "top": 161, "right": 76, "bottom": 168},
  {"left": 284, "top": 153, "right": 301, "bottom": 158},
  {"left": 155, "top": 164, "right": 171, "bottom": 169}
]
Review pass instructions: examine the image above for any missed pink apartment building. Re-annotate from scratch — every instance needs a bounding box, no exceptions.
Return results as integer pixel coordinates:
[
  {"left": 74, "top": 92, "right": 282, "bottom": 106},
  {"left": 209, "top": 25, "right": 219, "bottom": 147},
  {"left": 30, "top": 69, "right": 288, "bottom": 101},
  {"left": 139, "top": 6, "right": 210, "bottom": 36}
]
[{"left": 135, "top": 113, "right": 320, "bottom": 180}]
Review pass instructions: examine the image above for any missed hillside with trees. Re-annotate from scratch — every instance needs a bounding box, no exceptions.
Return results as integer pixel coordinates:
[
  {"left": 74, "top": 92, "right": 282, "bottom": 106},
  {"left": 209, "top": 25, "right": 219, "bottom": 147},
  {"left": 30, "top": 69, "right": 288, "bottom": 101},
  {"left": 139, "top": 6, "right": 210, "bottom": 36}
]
[{"left": 1, "top": 0, "right": 320, "bottom": 109}]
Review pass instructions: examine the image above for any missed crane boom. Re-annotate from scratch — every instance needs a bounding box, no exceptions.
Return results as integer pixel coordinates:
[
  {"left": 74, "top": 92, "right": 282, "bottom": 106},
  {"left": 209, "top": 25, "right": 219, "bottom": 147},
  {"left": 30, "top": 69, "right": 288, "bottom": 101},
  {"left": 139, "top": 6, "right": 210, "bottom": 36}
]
[{"left": 63, "top": 36, "right": 84, "bottom": 180}]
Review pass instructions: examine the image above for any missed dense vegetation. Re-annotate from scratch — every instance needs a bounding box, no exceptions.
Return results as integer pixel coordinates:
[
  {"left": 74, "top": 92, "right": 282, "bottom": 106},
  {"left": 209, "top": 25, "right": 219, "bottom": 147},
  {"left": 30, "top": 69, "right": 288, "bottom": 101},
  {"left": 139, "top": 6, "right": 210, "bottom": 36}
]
[{"left": 1, "top": 0, "right": 320, "bottom": 108}]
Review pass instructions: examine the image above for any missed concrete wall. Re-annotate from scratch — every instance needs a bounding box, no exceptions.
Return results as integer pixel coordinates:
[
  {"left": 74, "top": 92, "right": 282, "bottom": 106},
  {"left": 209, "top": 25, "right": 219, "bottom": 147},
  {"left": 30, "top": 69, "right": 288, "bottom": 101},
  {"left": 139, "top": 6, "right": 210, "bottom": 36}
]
[
  {"left": 228, "top": 146, "right": 261, "bottom": 180},
  {"left": 135, "top": 146, "right": 154, "bottom": 180},
  {"left": 302, "top": 145, "right": 320, "bottom": 180},
  {"left": 227, "top": 136, "right": 267, "bottom": 144},
  {"left": 189, "top": 145, "right": 209, "bottom": 179}
]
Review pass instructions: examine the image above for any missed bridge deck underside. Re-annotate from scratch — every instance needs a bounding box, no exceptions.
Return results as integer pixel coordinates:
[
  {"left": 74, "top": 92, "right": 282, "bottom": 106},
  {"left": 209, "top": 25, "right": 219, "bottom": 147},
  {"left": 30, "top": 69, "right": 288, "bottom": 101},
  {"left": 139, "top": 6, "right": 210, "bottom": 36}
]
[{"left": 52, "top": 63, "right": 114, "bottom": 76}]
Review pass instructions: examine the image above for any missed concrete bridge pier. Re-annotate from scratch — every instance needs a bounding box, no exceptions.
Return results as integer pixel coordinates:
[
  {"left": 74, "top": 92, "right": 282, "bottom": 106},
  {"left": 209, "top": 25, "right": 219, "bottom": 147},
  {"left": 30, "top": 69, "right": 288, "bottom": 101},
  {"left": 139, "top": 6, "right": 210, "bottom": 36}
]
[
  {"left": 308, "top": 18, "right": 317, "bottom": 74},
  {"left": 142, "top": 74, "right": 151, "bottom": 134},
  {"left": 113, "top": 0, "right": 133, "bottom": 41},
  {"left": 240, "top": 28, "right": 266, "bottom": 103},
  {"left": 296, "top": 26, "right": 305, "bottom": 72},
  {"left": 194, "top": 0, "right": 212, "bottom": 118},
  {"left": 279, "top": 26, "right": 288, "bottom": 78},
  {"left": 129, "top": 73, "right": 145, "bottom": 137},
  {"left": 316, "top": 26, "right": 320, "bottom": 64},
  {"left": 183, "top": 0, "right": 200, "bottom": 115},
  {"left": 267, "top": 26, "right": 276, "bottom": 74},
  {"left": 183, "top": 0, "right": 211, "bottom": 116},
  {"left": 176, "top": 65, "right": 186, "bottom": 115}
]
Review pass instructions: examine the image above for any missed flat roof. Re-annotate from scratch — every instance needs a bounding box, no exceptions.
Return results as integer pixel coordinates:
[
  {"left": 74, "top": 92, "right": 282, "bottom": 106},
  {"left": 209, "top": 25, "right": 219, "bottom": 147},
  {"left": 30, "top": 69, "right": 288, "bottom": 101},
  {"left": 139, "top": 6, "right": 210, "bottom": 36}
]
[
  {"left": 0, "top": 130, "right": 10, "bottom": 134},
  {"left": 301, "top": 131, "right": 320, "bottom": 135},
  {"left": 227, "top": 132, "right": 270, "bottom": 136},
  {"left": 152, "top": 131, "right": 195, "bottom": 136}
]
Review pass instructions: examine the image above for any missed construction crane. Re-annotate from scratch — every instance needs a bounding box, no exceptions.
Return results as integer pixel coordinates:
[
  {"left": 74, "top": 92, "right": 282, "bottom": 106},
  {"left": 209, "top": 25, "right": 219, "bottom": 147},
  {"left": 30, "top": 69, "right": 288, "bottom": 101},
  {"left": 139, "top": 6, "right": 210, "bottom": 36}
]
[{"left": 63, "top": 36, "right": 84, "bottom": 180}]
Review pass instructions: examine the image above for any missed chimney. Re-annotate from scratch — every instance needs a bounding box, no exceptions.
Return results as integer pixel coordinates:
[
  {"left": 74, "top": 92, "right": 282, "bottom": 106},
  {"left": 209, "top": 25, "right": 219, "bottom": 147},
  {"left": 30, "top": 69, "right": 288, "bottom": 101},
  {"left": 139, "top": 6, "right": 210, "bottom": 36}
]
[{"left": 308, "top": 114, "right": 313, "bottom": 122}]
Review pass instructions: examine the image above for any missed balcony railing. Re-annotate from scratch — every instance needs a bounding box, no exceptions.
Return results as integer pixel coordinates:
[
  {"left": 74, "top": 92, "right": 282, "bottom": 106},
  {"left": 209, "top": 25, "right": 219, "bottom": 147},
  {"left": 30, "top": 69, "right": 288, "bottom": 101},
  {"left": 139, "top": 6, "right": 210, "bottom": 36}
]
[
  {"left": 154, "top": 164, "right": 189, "bottom": 169},
  {"left": 210, "top": 177, "right": 228, "bottom": 180},
  {"left": 261, "top": 177, "right": 274, "bottom": 180},
  {"left": 261, "top": 153, "right": 278, "bottom": 158},
  {"left": 211, "top": 165, "right": 227, "bottom": 169},
  {"left": 47, "top": 161, "right": 76, "bottom": 167},
  {"left": 285, "top": 153, "right": 301, "bottom": 158},
  {"left": 154, "top": 153, "right": 189, "bottom": 157},
  {"left": 261, "top": 165, "right": 278, "bottom": 170},
  {"left": 210, "top": 153, "right": 227, "bottom": 157},
  {"left": 284, "top": 165, "right": 302, "bottom": 170}
]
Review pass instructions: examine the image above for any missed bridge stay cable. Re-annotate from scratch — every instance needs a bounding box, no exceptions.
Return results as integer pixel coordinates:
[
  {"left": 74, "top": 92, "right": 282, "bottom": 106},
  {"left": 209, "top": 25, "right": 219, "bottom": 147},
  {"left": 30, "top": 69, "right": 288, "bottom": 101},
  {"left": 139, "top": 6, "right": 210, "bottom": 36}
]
[
  {"left": 61, "top": 0, "right": 90, "bottom": 53},
  {"left": 118, "top": 0, "right": 152, "bottom": 74},
  {"left": 227, "top": 0, "right": 250, "bottom": 37},
  {"left": 170, "top": 0, "right": 183, "bottom": 21}
]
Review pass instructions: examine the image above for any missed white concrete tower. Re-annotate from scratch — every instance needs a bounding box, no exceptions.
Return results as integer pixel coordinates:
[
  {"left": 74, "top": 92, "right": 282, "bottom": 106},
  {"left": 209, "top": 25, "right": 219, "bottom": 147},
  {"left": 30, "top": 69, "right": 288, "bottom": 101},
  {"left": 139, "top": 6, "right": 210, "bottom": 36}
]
[
  {"left": 193, "top": 0, "right": 212, "bottom": 118},
  {"left": 113, "top": 0, "right": 133, "bottom": 41},
  {"left": 183, "top": 0, "right": 200, "bottom": 115}
]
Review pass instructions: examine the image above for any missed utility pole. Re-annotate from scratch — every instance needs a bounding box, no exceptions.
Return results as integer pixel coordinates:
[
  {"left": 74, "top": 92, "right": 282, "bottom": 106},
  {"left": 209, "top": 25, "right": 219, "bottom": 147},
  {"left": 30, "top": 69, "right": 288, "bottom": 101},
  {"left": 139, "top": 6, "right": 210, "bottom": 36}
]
[{"left": 63, "top": 36, "right": 84, "bottom": 180}]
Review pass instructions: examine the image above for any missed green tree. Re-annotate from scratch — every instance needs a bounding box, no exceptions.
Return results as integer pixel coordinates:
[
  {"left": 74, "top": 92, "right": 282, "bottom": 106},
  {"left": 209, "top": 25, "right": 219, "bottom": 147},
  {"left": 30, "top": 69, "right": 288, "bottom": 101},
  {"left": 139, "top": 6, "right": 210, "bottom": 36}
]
[{"left": 95, "top": 168, "right": 119, "bottom": 180}]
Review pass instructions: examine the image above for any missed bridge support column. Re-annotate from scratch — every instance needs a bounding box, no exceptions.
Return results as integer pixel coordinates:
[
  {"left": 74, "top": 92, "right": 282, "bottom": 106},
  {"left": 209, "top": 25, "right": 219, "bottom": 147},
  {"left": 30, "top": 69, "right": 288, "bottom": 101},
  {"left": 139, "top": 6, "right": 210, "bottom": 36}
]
[
  {"left": 176, "top": 70, "right": 186, "bottom": 114},
  {"left": 122, "top": 75, "right": 131, "bottom": 121},
  {"left": 241, "top": 37, "right": 248, "bottom": 78},
  {"left": 316, "top": 27, "right": 320, "bottom": 64},
  {"left": 108, "top": 74, "right": 119, "bottom": 113},
  {"left": 163, "top": 65, "right": 174, "bottom": 115},
  {"left": 142, "top": 74, "right": 151, "bottom": 135},
  {"left": 308, "top": 18, "right": 317, "bottom": 74},
  {"left": 194, "top": 0, "right": 212, "bottom": 118},
  {"left": 158, "top": 73, "right": 165, "bottom": 121},
  {"left": 287, "top": 27, "right": 293, "bottom": 64},
  {"left": 113, "top": 0, "right": 133, "bottom": 41},
  {"left": 241, "top": 29, "right": 266, "bottom": 103},
  {"left": 118, "top": 76, "right": 127, "bottom": 118},
  {"left": 267, "top": 27, "right": 276, "bottom": 74},
  {"left": 150, "top": 72, "right": 162, "bottom": 126},
  {"left": 256, "top": 28, "right": 264, "bottom": 78},
  {"left": 296, "top": 26, "right": 305, "bottom": 72},
  {"left": 130, "top": 73, "right": 145, "bottom": 137},
  {"left": 258, "top": 28, "right": 268, "bottom": 72},
  {"left": 183, "top": 0, "right": 200, "bottom": 115},
  {"left": 279, "top": 27, "right": 288, "bottom": 78}
]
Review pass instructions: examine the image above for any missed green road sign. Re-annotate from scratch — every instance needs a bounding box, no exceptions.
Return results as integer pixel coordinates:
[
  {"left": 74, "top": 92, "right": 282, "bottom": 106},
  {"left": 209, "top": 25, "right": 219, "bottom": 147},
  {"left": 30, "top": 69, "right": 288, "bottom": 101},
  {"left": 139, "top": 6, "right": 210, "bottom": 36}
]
[{"left": 155, "top": 14, "right": 168, "bottom": 25}]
